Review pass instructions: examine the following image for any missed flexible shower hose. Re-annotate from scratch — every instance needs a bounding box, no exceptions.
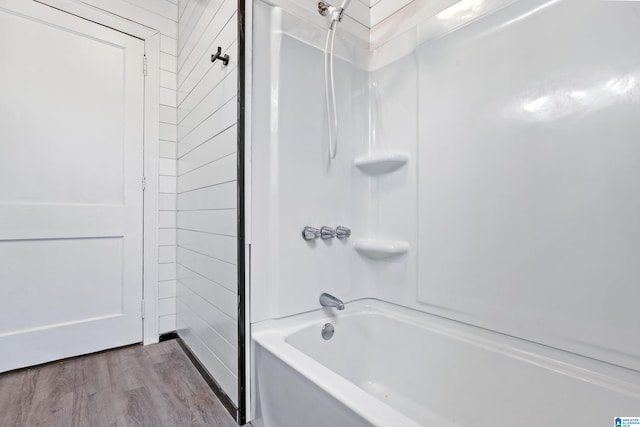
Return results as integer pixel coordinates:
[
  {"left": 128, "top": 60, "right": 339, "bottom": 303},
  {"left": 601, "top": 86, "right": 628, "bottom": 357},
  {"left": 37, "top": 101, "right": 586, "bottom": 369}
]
[{"left": 324, "top": 21, "right": 338, "bottom": 159}]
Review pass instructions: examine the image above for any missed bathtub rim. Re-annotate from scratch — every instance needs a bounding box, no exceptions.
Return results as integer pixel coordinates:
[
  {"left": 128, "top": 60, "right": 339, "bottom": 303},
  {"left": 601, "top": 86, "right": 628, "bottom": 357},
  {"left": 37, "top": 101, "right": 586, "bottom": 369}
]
[
  {"left": 253, "top": 304, "right": 428, "bottom": 427},
  {"left": 253, "top": 298, "right": 640, "bottom": 426}
]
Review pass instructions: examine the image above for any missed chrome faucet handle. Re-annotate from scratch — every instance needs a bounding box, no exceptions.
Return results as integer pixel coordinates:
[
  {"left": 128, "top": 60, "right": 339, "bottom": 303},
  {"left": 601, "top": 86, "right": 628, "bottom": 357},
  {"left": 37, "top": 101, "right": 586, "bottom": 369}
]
[
  {"left": 336, "top": 225, "right": 351, "bottom": 239},
  {"left": 302, "top": 226, "right": 320, "bottom": 241},
  {"left": 320, "top": 226, "right": 336, "bottom": 240}
]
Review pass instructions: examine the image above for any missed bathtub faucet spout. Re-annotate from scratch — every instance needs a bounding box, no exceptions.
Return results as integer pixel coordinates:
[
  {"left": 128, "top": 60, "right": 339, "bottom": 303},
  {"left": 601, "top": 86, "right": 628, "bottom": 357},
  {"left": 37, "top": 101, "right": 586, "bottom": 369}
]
[{"left": 319, "top": 293, "right": 345, "bottom": 310}]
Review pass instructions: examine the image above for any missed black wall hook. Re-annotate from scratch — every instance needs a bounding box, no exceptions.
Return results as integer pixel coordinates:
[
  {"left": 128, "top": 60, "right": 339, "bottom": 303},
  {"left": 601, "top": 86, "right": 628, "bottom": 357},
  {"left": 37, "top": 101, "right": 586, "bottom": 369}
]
[{"left": 211, "top": 46, "right": 229, "bottom": 66}]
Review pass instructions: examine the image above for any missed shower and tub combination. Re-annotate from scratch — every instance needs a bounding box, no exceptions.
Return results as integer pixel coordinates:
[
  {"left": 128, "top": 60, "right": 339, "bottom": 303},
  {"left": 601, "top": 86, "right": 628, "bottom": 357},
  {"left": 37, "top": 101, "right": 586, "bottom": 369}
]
[
  {"left": 248, "top": 0, "right": 640, "bottom": 425},
  {"left": 253, "top": 301, "right": 640, "bottom": 426}
]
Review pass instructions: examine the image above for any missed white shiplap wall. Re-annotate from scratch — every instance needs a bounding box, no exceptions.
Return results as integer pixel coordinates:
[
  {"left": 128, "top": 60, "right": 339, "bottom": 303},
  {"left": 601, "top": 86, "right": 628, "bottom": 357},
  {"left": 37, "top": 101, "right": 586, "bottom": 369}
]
[
  {"left": 177, "top": 0, "right": 239, "bottom": 405},
  {"left": 370, "top": 0, "right": 415, "bottom": 27},
  {"left": 66, "top": 0, "right": 179, "bottom": 335},
  {"left": 351, "top": 0, "right": 426, "bottom": 29}
]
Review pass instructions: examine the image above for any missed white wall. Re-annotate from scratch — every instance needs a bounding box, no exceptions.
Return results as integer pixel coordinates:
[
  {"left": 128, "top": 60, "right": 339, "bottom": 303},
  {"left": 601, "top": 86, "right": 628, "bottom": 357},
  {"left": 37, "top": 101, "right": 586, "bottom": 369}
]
[
  {"left": 251, "top": 0, "right": 640, "bottom": 375},
  {"left": 51, "top": 0, "right": 180, "bottom": 335},
  {"left": 251, "top": 2, "right": 371, "bottom": 322},
  {"left": 371, "top": 0, "right": 640, "bottom": 372},
  {"left": 176, "top": 0, "right": 239, "bottom": 406},
  {"left": 391, "top": 0, "right": 640, "bottom": 372}
]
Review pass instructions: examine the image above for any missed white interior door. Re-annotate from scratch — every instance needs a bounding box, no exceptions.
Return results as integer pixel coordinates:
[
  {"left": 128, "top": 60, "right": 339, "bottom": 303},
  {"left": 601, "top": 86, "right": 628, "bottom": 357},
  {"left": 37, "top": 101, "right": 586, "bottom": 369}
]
[{"left": 0, "top": 1, "right": 145, "bottom": 372}]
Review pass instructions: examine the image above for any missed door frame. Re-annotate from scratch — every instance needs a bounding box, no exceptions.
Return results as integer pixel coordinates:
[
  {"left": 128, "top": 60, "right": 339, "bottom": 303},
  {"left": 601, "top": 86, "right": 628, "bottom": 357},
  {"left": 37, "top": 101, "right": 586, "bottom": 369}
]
[{"left": 32, "top": 0, "right": 161, "bottom": 345}]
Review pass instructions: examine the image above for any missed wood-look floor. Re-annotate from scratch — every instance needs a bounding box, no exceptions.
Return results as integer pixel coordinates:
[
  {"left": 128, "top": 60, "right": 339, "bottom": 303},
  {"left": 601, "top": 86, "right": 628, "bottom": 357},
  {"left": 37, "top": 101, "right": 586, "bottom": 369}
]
[{"left": 0, "top": 340, "right": 238, "bottom": 427}]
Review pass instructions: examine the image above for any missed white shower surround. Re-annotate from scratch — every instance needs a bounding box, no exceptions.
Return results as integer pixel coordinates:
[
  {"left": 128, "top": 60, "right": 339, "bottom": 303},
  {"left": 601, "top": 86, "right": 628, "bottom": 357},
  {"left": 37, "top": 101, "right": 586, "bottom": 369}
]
[
  {"left": 252, "top": 300, "right": 640, "bottom": 426},
  {"left": 249, "top": 0, "right": 640, "bottom": 424}
]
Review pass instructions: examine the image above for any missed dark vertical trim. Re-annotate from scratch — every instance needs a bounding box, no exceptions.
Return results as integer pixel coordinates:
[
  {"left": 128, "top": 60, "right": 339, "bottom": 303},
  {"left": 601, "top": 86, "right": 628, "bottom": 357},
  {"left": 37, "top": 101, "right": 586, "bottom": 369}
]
[{"left": 237, "top": 0, "right": 247, "bottom": 425}]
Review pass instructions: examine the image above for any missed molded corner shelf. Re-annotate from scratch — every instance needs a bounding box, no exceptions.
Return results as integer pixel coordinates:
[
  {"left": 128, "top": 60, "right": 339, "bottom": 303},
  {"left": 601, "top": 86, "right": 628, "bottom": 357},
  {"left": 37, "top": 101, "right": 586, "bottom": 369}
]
[
  {"left": 354, "top": 239, "right": 409, "bottom": 260},
  {"left": 354, "top": 152, "right": 409, "bottom": 175}
]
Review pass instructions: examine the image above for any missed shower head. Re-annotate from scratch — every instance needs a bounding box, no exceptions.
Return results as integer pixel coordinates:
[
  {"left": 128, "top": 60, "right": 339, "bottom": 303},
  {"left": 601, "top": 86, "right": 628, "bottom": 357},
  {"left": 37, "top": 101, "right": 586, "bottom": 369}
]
[{"left": 318, "top": 1, "right": 351, "bottom": 24}]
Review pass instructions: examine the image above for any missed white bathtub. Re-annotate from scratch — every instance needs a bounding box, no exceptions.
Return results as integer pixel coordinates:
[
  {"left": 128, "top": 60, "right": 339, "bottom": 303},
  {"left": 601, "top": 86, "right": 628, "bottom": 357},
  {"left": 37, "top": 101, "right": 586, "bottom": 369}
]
[{"left": 252, "top": 299, "right": 640, "bottom": 427}]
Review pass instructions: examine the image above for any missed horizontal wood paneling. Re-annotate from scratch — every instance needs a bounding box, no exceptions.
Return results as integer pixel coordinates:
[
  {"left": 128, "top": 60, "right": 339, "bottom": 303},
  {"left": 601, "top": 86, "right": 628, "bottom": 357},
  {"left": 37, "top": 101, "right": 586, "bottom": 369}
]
[
  {"left": 159, "top": 212, "right": 177, "bottom": 230},
  {"left": 160, "top": 35, "right": 178, "bottom": 56},
  {"left": 158, "top": 297, "right": 176, "bottom": 316},
  {"left": 178, "top": 99, "right": 236, "bottom": 158},
  {"left": 177, "top": 246, "right": 237, "bottom": 292},
  {"left": 159, "top": 245, "right": 176, "bottom": 263},
  {"left": 160, "top": 87, "right": 177, "bottom": 107},
  {"left": 178, "top": 209, "right": 236, "bottom": 237},
  {"left": 160, "top": 52, "right": 177, "bottom": 72},
  {"left": 345, "top": 0, "right": 370, "bottom": 28},
  {"left": 177, "top": 0, "right": 238, "bottom": 406},
  {"left": 159, "top": 176, "right": 177, "bottom": 194},
  {"left": 178, "top": 125, "right": 236, "bottom": 175},
  {"left": 158, "top": 314, "right": 176, "bottom": 333},
  {"left": 177, "top": 311, "right": 237, "bottom": 389},
  {"left": 160, "top": 105, "right": 177, "bottom": 124},
  {"left": 178, "top": 0, "right": 207, "bottom": 53},
  {"left": 124, "top": 0, "right": 177, "bottom": 21},
  {"left": 160, "top": 123, "right": 177, "bottom": 141},
  {"left": 179, "top": 8, "right": 236, "bottom": 88},
  {"left": 80, "top": 0, "right": 177, "bottom": 37},
  {"left": 177, "top": 182, "right": 236, "bottom": 211},
  {"left": 177, "top": 302, "right": 238, "bottom": 399},
  {"left": 159, "top": 159, "right": 177, "bottom": 177},
  {"left": 159, "top": 280, "right": 177, "bottom": 298},
  {"left": 177, "top": 304, "right": 237, "bottom": 372},
  {"left": 178, "top": 48, "right": 236, "bottom": 124},
  {"left": 178, "top": 0, "right": 233, "bottom": 73},
  {"left": 177, "top": 284, "right": 237, "bottom": 348},
  {"left": 178, "top": 72, "right": 236, "bottom": 142},
  {"left": 159, "top": 193, "right": 177, "bottom": 211},
  {"left": 177, "top": 307, "right": 236, "bottom": 376},
  {"left": 178, "top": 0, "right": 189, "bottom": 21},
  {"left": 177, "top": 229, "right": 236, "bottom": 265},
  {"left": 370, "top": 0, "right": 417, "bottom": 28},
  {"left": 159, "top": 263, "right": 177, "bottom": 281},
  {"left": 159, "top": 229, "right": 177, "bottom": 246},
  {"left": 177, "top": 264, "right": 236, "bottom": 320},
  {"left": 177, "top": 152, "right": 236, "bottom": 193},
  {"left": 160, "top": 70, "right": 177, "bottom": 90},
  {"left": 160, "top": 141, "right": 177, "bottom": 158},
  {"left": 178, "top": 21, "right": 236, "bottom": 108}
]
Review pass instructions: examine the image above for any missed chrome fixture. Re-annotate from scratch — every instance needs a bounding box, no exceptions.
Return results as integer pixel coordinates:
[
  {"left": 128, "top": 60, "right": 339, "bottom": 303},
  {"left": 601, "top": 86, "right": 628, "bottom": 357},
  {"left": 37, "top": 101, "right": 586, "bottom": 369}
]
[
  {"left": 320, "top": 226, "right": 336, "bottom": 240},
  {"left": 317, "top": 1, "right": 329, "bottom": 16},
  {"left": 318, "top": 0, "right": 350, "bottom": 22},
  {"left": 211, "top": 46, "right": 229, "bottom": 66},
  {"left": 321, "top": 323, "right": 335, "bottom": 340},
  {"left": 319, "top": 293, "right": 345, "bottom": 310},
  {"left": 335, "top": 225, "right": 351, "bottom": 239},
  {"left": 302, "top": 226, "right": 320, "bottom": 241}
]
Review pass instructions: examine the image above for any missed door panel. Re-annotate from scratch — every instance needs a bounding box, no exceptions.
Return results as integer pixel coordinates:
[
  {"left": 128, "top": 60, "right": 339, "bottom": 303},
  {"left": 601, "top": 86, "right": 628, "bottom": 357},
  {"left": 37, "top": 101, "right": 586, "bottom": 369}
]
[
  {"left": 0, "top": 1, "right": 144, "bottom": 372},
  {"left": 0, "top": 238, "right": 125, "bottom": 334}
]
